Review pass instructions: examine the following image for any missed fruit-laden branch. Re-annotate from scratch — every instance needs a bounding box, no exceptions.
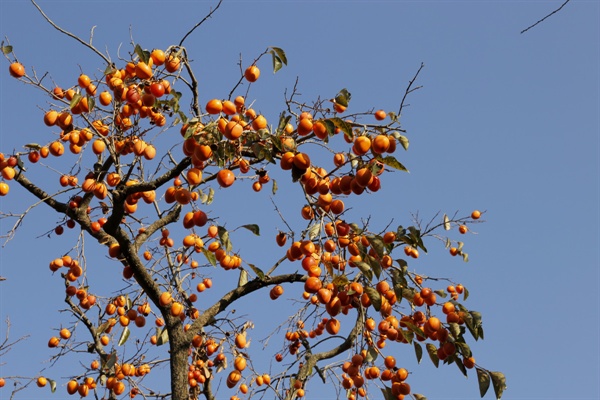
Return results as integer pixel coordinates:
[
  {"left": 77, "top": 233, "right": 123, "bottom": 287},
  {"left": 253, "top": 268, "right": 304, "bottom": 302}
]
[
  {"left": 185, "top": 273, "right": 308, "bottom": 343},
  {"left": 103, "top": 157, "right": 191, "bottom": 235},
  {"left": 289, "top": 307, "right": 365, "bottom": 400}
]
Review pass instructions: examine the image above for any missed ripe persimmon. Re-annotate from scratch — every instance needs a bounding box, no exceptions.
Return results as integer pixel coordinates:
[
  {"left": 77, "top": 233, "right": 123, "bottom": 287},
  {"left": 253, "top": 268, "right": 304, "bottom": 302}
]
[
  {"left": 205, "top": 99, "right": 223, "bottom": 114},
  {"left": 471, "top": 210, "right": 481, "bottom": 219},
  {"left": 9, "top": 62, "right": 25, "bottom": 78},
  {"left": 374, "top": 109, "right": 386, "bottom": 120},
  {"left": 244, "top": 65, "right": 260, "bottom": 82},
  {"left": 216, "top": 169, "right": 235, "bottom": 187}
]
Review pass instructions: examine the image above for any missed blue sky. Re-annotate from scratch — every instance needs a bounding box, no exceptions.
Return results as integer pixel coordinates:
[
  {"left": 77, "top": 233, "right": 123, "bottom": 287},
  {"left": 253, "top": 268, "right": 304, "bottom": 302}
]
[{"left": 0, "top": 1, "right": 598, "bottom": 399}]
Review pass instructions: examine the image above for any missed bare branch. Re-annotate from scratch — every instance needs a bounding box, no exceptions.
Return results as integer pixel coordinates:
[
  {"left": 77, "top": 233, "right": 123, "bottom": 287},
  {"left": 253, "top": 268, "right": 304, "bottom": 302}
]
[
  {"left": 30, "top": 0, "right": 111, "bottom": 65},
  {"left": 178, "top": 0, "right": 224, "bottom": 47},
  {"left": 521, "top": 0, "right": 572, "bottom": 34}
]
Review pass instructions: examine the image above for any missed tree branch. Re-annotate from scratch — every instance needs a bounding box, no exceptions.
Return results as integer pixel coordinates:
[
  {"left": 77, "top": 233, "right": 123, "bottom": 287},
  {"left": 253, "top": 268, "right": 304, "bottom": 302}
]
[
  {"left": 521, "top": 0, "right": 571, "bottom": 34},
  {"left": 178, "top": 0, "right": 224, "bottom": 47}
]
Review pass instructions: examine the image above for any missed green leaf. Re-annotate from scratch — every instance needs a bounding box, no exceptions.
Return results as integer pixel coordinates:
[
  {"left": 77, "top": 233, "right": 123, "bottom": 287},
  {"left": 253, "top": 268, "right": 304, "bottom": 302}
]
[
  {"left": 117, "top": 326, "right": 130, "bottom": 346},
  {"left": 206, "top": 187, "right": 215, "bottom": 205},
  {"left": 448, "top": 322, "right": 462, "bottom": 339},
  {"left": 399, "top": 329, "right": 414, "bottom": 343},
  {"left": 201, "top": 247, "right": 217, "bottom": 266},
  {"left": 366, "top": 235, "right": 386, "bottom": 258},
  {"left": 271, "top": 54, "right": 283, "bottom": 73},
  {"left": 476, "top": 368, "right": 491, "bottom": 398},
  {"left": 376, "top": 155, "right": 409, "bottom": 172},
  {"left": 464, "top": 286, "right": 470, "bottom": 301},
  {"left": 272, "top": 179, "right": 278, "bottom": 194},
  {"left": 414, "top": 341, "right": 423, "bottom": 363},
  {"left": 69, "top": 93, "right": 82, "bottom": 110},
  {"left": 48, "top": 378, "right": 57, "bottom": 393},
  {"left": 328, "top": 117, "right": 353, "bottom": 139},
  {"left": 134, "top": 44, "right": 150, "bottom": 64},
  {"left": 434, "top": 289, "right": 448, "bottom": 298},
  {"left": 270, "top": 47, "right": 288, "bottom": 65},
  {"left": 240, "top": 224, "right": 260, "bottom": 236},
  {"left": 307, "top": 223, "right": 321, "bottom": 241},
  {"left": 380, "top": 386, "right": 395, "bottom": 400},
  {"left": 490, "top": 371, "right": 507, "bottom": 399},
  {"left": 443, "top": 214, "right": 451, "bottom": 231},
  {"left": 156, "top": 327, "right": 169, "bottom": 346},
  {"left": 87, "top": 96, "right": 95, "bottom": 112},
  {"left": 354, "top": 261, "right": 373, "bottom": 282},
  {"left": 218, "top": 226, "right": 233, "bottom": 252},
  {"left": 332, "top": 274, "right": 349, "bottom": 288},
  {"left": 397, "top": 134, "right": 409, "bottom": 150},
  {"left": 23, "top": 143, "right": 42, "bottom": 150},
  {"left": 391, "top": 269, "right": 406, "bottom": 302},
  {"left": 334, "top": 88, "right": 351, "bottom": 107},
  {"left": 238, "top": 269, "right": 248, "bottom": 287},
  {"left": 2, "top": 45, "right": 14, "bottom": 55},
  {"left": 413, "top": 394, "right": 427, "bottom": 400},
  {"left": 103, "top": 351, "right": 117, "bottom": 370},
  {"left": 247, "top": 263, "right": 265, "bottom": 280},
  {"left": 453, "top": 354, "right": 468, "bottom": 377},
  {"left": 426, "top": 343, "right": 439, "bottom": 367},
  {"left": 364, "top": 287, "right": 382, "bottom": 312},
  {"left": 365, "top": 346, "right": 378, "bottom": 363},
  {"left": 455, "top": 341, "right": 472, "bottom": 358}
]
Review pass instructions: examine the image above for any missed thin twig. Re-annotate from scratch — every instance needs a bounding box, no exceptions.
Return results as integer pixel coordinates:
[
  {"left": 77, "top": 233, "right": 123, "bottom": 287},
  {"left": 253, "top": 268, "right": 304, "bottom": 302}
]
[
  {"left": 30, "top": 0, "right": 111, "bottom": 65},
  {"left": 521, "top": 0, "right": 571, "bottom": 34},
  {"left": 178, "top": 0, "right": 224, "bottom": 47},
  {"left": 397, "top": 62, "right": 425, "bottom": 117}
]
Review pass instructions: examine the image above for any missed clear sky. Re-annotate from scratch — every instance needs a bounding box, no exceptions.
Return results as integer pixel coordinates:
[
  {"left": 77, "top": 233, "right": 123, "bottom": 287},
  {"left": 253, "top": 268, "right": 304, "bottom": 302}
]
[{"left": 0, "top": 1, "right": 598, "bottom": 400}]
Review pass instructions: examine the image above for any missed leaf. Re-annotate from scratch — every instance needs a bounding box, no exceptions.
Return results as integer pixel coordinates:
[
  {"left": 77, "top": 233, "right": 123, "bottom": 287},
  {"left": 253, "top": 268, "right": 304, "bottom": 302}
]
[
  {"left": 328, "top": 117, "right": 353, "bottom": 139},
  {"left": 69, "top": 92, "right": 82, "bottom": 110},
  {"left": 240, "top": 224, "right": 260, "bottom": 236},
  {"left": 453, "top": 354, "right": 468, "bottom": 377},
  {"left": 332, "top": 274, "right": 349, "bottom": 288},
  {"left": 413, "top": 395, "right": 427, "bottom": 400},
  {"left": 490, "top": 371, "right": 507, "bottom": 399},
  {"left": 455, "top": 341, "right": 472, "bottom": 358},
  {"left": 354, "top": 261, "right": 373, "bottom": 282},
  {"left": 307, "top": 223, "right": 321, "bottom": 241},
  {"left": 134, "top": 44, "right": 150, "bottom": 64},
  {"left": 272, "top": 179, "right": 278, "bottom": 194},
  {"left": 391, "top": 269, "right": 406, "bottom": 302},
  {"left": 414, "top": 341, "right": 423, "bottom": 363},
  {"left": 381, "top": 386, "right": 395, "bottom": 400},
  {"left": 2, "top": 45, "right": 14, "bottom": 55},
  {"left": 87, "top": 96, "right": 95, "bottom": 112},
  {"left": 462, "top": 252, "right": 469, "bottom": 262},
  {"left": 366, "top": 235, "right": 385, "bottom": 258},
  {"left": 117, "top": 326, "right": 130, "bottom": 346},
  {"left": 464, "top": 286, "right": 470, "bottom": 301},
  {"left": 443, "top": 214, "right": 451, "bottom": 230},
  {"left": 426, "top": 343, "right": 439, "bottom": 367},
  {"left": 399, "top": 328, "right": 414, "bottom": 343},
  {"left": 476, "top": 368, "right": 491, "bottom": 398},
  {"left": 448, "top": 322, "right": 462, "bottom": 339},
  {"left": 97, "top": 321, "right": 111, "bottom": 334},
  {"left": 23, "top": 143, "right": 42, "bottom": 150},
  {"left": 206, "top": 188, "right": 215, "bottom": 205},
  {"left": 247, "top": 263, "right": 265, "bottom": 280},
  {"left": 48, "top": 378, "right": 57, "bottom": 393},
  {"left": 364, "top": 287, "right": 382, "bottom": 312},
  {"left": 201, "top": 247, "right": 217, "bottom": 266},
  {"left": 364, "top": 346, "right": 378, "bottom": 363},
  {"left": 156, "top": 327, "right": 169, "bottom": 346},
  {"left": 218, "top": 226, "right": 233, "bottom": 252},
  {"left": 376, "top": 155, "right": 409, "bottom": 172},
  {"left": 334, "top": 88, "right": 351, "bottom": 107},
  {"left": 397, "top": 134, "right": 409, "bottom": 150},
  {"left": 104, "top": 351, "right": 117, "bottom": 370},
  {"left": 238, "top": 269, "right": 248, "bottom": 287},
  {"left": 271, "top": 54, "right": 283, "bottom": 73},
  {"left": 270, "top": 47, "right": 288, "bottom": 65},
  {"left": 434, "top": 289, "right": 448, "bottom": 298}
]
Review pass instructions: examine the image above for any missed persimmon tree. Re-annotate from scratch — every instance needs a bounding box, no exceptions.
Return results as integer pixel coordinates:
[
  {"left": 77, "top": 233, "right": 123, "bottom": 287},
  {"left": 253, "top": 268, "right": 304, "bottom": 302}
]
[{"left": 0, "top": 1, "right": 506, "bottom": 400}]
